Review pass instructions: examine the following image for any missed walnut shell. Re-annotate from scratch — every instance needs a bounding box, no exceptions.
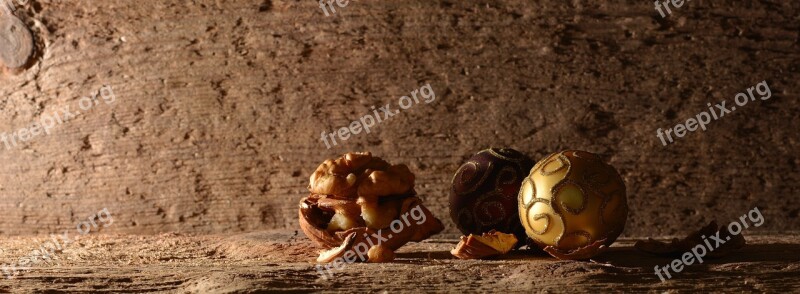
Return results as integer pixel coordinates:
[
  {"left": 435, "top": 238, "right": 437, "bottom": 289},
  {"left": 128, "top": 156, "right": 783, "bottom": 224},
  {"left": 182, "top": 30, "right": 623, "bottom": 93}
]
[
  {"left": 299, "top": 195, "right": 444, "bottom": 251},
  {"left": 300, "top": 152, "right": 443, "bottom": 263}
]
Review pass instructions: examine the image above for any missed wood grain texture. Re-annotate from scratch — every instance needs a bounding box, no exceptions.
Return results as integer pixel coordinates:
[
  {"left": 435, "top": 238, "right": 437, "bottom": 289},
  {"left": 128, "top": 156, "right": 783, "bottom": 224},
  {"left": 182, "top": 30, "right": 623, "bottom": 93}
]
[
  {"left": 0, "top": 231, "right": 798, "bottom": 292},
  {"left": 0, "top": 0, "right": 797, "bottom": 238}
]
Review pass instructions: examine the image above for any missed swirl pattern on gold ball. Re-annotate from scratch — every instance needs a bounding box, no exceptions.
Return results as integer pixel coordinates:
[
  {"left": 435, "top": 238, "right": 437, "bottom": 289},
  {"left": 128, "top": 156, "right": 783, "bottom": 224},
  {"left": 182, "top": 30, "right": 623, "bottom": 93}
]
[{"left": 518, "top": 150, "right": 628, "bottom": 252}]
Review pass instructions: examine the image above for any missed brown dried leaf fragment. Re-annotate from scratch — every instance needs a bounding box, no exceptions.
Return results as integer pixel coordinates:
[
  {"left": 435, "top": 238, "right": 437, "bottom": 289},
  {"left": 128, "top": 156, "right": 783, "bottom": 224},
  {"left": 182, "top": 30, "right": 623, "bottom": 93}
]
[
  {"left": 451, "top": 230, "right": 518, "bottom": 259},
  {"left": 634, "top": 221, "right": 746, "bottom": 258},
  {"left": 543, "top": 238, "right": 608, "bottom": 260}
]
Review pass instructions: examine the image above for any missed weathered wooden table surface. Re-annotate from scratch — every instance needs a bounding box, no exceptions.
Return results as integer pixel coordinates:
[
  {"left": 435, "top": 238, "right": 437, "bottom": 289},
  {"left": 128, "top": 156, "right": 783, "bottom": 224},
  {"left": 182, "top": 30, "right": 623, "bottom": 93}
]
[
  {"left": 1, "top": 0, "right": 799, "bottom": 292},
  {"left": 0, "top": 230, "right": 798, "bottom": 293}
]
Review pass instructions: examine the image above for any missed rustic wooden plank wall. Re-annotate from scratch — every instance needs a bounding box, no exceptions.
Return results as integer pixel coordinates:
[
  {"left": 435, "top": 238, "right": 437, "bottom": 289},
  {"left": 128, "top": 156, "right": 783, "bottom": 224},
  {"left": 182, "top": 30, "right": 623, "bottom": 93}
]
[{"left": 0, "top": 0, "right": 797, "bottom": 237}]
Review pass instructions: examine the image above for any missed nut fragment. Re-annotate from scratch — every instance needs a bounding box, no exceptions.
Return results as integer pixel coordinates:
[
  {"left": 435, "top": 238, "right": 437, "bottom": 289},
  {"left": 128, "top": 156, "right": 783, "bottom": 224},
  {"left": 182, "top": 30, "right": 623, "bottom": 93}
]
[
  {"left": 367, "top": 245, "right": 395, "bottom": 263},
  {"left": 358, "top": 164, "right": 415, "bottom": 199},
  {"left": 317, "top": 195, "right": 365, "bottom": 231},
  {"left": 451, "top": 230, "right": 518, "bottom": 259},
  {"left": 357, "top": 196, "right": 402, "bottom": 230},
  {"left": 317, "top": 232, "right": 359, "bottom": 263}
]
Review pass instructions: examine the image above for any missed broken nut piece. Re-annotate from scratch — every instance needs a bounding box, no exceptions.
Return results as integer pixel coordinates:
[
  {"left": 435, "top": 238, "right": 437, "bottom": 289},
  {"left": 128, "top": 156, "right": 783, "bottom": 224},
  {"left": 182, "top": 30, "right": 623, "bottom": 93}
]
[
  {"left": 367, "top": 245, "right": 395, "bottom": 263},
  {"left": 451, "top": 230, "right": 518, "bottom": 259},
  {"left": 317, "top": 232, "right": 359, "bottom": 263}
]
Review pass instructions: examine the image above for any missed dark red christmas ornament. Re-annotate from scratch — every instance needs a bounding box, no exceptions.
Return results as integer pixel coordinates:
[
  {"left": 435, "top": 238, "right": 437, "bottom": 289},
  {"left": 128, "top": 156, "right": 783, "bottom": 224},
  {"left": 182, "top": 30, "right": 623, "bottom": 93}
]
[{"left": 449, "top": 148, "right": 534, "bottom": 242}]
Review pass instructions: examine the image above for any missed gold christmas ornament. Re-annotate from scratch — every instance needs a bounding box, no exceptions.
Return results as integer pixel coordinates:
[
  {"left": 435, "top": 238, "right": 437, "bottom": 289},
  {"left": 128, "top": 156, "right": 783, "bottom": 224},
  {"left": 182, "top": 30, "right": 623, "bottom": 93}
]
[{"left": 518, "top": 150, "right": 628, "bottom": 259}]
